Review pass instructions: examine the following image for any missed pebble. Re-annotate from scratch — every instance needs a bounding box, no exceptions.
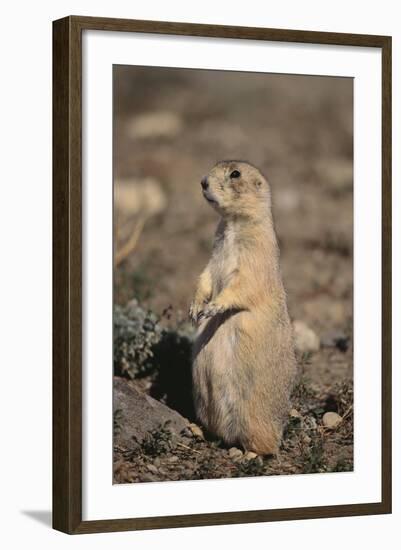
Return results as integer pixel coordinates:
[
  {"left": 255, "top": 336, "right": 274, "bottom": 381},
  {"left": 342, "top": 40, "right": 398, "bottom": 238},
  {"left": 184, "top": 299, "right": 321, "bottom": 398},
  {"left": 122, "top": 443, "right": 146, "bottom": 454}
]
[
  {"left": 166, "top": 455, "right": 179, "bottom": 463},
  {"left": 290, "top": 408, "right": 301, "bottom": 418},
  {"left": 146, "top": 464, "right": 159, "bottom": 474},
  {"left": 322, "top": 411, "right": 342, "bottom": 429},
  {"left": 243, "top": 451, "right": 258, "bottom": 461},
  {"left": 293, "top": 320, "right": 320, "bottom": 353},
  {"left": 188, "top": 423, "right": 205, "bottom": 439},
  {"left": 228, "top": 447, "right": 243, "bottom": 462}
]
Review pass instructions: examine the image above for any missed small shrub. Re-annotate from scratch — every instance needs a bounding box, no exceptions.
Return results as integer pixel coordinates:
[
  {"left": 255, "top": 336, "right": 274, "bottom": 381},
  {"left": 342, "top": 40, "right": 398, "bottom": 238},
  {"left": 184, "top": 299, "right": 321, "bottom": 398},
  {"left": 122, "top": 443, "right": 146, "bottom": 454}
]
[
  {"left": 304, "top": 433, "right": 326, "bottom": 474},
  {"left": 113, "top": 299, "right": 163, "bottom": 378},
  {"left": 138, "top": 421, "right": 174, "bottom": 458},
  {"left": 234, "top": 457, "right": 266, "bottom": 478}
]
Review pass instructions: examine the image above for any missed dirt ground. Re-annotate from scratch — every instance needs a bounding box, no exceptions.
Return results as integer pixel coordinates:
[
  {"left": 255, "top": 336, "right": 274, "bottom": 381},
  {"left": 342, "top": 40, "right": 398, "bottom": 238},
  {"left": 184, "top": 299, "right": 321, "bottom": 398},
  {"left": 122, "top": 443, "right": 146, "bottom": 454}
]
[{"left": 113, "top": 66, "right": 353, "bottom": 483}]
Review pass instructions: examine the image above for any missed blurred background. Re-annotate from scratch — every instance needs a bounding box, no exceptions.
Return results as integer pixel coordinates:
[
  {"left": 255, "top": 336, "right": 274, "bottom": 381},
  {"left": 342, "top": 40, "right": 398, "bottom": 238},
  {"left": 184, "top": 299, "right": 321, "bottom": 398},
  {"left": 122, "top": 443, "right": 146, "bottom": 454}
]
[{"left": 113, "top": 66, "right": 352, "bottom": 337}]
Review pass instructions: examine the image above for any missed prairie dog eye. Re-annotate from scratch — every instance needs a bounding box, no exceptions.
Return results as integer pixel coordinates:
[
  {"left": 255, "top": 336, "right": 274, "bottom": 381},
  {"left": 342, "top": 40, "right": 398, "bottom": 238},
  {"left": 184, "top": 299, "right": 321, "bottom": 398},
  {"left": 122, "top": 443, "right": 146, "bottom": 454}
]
[{"left": 230, "top": 170, "right": 241, "bottom": 179}]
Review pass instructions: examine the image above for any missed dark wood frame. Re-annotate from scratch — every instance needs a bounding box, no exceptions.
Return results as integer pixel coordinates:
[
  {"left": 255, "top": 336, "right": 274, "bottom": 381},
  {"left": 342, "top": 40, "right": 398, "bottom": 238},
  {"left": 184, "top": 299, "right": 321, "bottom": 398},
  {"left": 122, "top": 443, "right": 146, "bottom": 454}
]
[{"left": 53, "top": 15, "right": 392, "bottom": 534}]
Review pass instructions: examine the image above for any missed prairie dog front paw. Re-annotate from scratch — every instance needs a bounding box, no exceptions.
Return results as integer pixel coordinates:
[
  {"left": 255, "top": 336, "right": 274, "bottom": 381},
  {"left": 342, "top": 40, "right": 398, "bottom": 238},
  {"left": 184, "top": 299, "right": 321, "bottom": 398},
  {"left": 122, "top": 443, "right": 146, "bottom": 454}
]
[
  {"left": 197, "top": 302, "right": 226, "bottom": 323},
  {"left": 189, "top": 301, "right": 205, "bottom": 325}
]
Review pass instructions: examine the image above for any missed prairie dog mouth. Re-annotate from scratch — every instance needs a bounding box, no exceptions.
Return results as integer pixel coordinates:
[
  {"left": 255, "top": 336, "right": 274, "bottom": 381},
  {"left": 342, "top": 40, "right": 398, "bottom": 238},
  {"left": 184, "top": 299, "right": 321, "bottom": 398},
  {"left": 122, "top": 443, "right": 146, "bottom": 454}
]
[{"left": 203, "top": 191, "right": 218, "bottom": 205}]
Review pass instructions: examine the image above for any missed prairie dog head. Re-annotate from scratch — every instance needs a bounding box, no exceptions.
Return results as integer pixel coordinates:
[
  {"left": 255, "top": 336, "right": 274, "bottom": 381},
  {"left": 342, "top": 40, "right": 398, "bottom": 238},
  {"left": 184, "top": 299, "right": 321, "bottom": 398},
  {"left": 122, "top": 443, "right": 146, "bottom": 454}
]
[{"left": 200, "top": 160, "right": 271, "bottom": 219}]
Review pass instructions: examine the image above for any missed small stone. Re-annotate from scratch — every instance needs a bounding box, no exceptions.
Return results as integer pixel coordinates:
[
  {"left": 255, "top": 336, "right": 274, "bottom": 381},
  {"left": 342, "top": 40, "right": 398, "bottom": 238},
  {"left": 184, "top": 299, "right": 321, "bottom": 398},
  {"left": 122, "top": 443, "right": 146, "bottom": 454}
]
[
  {"left": 166, "top": 455, "right": 179, "bottom": 463},
  {"left": 290, "top": 408, "right": 301, "bottom": 418},
  {"left": 322, "top": 412, "right": 342, "bottom": 429},
  {"left": 188, "top": 423, "right": 205, "bottom": 439},
  {"left": 293, "top": 320, "right": 320, "bottom": 353},
  {"left": 243, "top": 451, "right": 258, "bottom": 461},
  {"left": 228, "top": 447, "right": 243, "bottom": 462},
  {"left": 146, "top": 464, "right": 159, "bottom": 474}
]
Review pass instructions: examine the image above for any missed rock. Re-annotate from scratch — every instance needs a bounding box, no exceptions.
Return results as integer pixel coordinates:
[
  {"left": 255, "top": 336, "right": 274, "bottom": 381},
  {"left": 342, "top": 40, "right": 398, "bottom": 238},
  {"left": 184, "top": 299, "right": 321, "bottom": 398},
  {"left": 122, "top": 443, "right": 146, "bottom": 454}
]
[
  {"left": 290, "top": 408, "right": 301, "bottom": 418},
  {"left": 322, "top": 411, "right": 342, "bottom": 429},
  {"left": 321, "top": 330, "right": 350, "bottom": 352},
  {"left": 166, "top": 455, "right": 179, "bottom": 463},
  {"left": 113, "top": 377, "right": 189, "bottom": 450},
  {"left": 293, "top": 320, "right": 320, "bottom": 353},
  {"left": 188, "top": 423, "right": 205, "bottom": 439},
  {"left": 114, "top": 177, "right": 167, "bottom": 218},
  {"left": 127, "top": 111, "right": 183, "bottom": 139},
  {"left": 243, "top": 451, "right": 258, "bottom": 461},
  {"left": 228, "top": 447, "right": 243, "bottom": 462},
  {"left": 146, "top": 464, "right": 159, "bottom": 474}
]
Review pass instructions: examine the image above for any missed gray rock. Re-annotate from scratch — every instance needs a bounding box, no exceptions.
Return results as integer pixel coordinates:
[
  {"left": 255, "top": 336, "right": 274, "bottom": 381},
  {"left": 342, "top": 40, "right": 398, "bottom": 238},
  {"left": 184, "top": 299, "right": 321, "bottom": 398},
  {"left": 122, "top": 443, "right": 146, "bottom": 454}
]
[{"left": 113, "top": 377, "right": 189, "bottom": 450}]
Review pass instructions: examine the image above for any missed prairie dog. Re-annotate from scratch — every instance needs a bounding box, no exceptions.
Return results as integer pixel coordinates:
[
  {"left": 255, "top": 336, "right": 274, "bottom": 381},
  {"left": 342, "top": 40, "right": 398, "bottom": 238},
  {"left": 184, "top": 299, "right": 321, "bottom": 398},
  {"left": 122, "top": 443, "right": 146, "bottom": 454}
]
[{"left": 190, "top": 160, "right": 297, "bottom": 455}]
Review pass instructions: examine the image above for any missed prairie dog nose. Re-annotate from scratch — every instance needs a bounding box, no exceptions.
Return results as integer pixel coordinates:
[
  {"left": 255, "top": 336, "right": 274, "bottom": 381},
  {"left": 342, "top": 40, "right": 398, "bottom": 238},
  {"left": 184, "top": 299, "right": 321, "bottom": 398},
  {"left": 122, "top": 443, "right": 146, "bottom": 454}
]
[{"left": 201, "top": 176, "right": 209, "bottom": 190}]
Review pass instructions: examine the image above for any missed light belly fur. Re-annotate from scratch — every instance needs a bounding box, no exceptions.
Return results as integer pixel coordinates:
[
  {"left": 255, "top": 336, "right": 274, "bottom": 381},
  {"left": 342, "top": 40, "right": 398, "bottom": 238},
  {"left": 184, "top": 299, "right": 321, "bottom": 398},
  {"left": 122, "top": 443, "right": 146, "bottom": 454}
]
[{"left": 192, "top": 312, "right": 253, "bottom": 444}]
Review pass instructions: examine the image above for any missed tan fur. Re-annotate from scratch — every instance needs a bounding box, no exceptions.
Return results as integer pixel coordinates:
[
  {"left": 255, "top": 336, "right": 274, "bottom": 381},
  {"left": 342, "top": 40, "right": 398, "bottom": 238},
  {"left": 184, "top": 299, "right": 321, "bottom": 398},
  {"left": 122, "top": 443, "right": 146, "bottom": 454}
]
[{"left": 190, "top": 161, "right": 297, "bottom": 455}]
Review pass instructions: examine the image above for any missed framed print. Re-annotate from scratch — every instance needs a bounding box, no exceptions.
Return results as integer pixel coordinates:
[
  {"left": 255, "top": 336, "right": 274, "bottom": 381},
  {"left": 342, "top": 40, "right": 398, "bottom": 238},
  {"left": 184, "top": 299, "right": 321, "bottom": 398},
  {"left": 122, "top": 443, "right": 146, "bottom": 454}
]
[{"left": 52, "top": 16, "right": 392, "bottom": 534}]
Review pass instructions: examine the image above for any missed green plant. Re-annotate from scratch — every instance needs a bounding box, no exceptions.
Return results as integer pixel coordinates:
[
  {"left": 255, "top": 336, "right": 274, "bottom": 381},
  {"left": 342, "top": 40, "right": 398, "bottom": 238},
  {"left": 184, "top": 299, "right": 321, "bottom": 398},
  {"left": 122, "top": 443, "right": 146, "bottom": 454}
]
[
  {"left": 234, "top": 457, "right": 266, "bottom": 478},
  {"left": 140, "top": 421, "right": 174, "bottom": 457},
  {"left": 113, "top": 299, "right": 163, "bottom": 378},
  {"left": 304, "top": 433, "right": 326, "bottom": 474},
  {"left": 331, "top": 458, "right": 353, "bottom": 472}
]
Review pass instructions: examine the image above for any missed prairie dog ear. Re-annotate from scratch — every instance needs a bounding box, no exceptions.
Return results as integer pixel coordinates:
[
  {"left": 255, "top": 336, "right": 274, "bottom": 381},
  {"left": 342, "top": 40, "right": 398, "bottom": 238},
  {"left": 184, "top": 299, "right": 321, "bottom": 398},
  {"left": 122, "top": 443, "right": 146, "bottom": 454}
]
[{"left": 253, "top": 175, "right": 265, "bottom": 188}]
